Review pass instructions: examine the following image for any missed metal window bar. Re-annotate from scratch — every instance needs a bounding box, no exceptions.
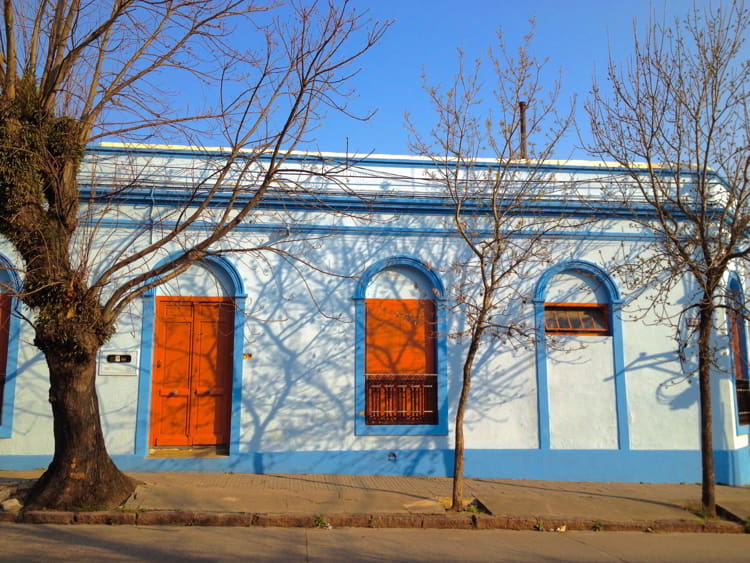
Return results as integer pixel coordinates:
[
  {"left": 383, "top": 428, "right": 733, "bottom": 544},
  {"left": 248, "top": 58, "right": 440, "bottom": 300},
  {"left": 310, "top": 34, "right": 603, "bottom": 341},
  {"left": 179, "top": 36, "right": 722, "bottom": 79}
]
[
  {"left": 365, "top": 374, "right": 438, "bottom": 425},
  {"left": 544, "top": 305, "right": 609, "bottom": 334},
  {"left": 737, "top": 379, "right": 750, "bottom": 426}
]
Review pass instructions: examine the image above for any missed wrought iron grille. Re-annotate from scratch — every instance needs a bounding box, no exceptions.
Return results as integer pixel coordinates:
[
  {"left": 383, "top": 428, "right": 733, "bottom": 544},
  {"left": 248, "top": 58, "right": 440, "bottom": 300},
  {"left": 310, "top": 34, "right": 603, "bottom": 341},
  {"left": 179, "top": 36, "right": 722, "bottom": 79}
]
[
  {"left": 365, "top": 374, "right": 437, "bottom": 425},
  {"left": 737, "top": 379, "right": 750, "bottom": 426}
]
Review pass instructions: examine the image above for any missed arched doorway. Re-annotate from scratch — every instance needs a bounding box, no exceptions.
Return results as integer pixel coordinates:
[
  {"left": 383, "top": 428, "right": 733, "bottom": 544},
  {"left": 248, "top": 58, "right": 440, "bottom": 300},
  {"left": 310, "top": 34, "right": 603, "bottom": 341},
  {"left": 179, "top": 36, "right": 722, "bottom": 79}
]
[{"left": 136, "top": 256, "right": 246, "bottom": 456}]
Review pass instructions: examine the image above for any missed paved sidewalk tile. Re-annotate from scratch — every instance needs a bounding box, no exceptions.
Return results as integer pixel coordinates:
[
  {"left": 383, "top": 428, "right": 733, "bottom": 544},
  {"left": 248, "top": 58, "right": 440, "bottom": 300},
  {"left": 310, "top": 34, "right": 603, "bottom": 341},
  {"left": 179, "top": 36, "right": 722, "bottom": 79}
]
[{"left": 3, "top": 469, "right": 750, "bottom": 528}]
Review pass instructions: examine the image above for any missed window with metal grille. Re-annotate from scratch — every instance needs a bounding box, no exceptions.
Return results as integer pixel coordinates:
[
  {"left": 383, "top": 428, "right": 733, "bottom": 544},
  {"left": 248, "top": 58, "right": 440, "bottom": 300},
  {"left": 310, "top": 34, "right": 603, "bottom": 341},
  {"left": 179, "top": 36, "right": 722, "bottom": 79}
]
[
  {"left": 544, "top": 303, "right": 610, "bottom": 335},
  {"left": 365, "top": 299, "right": 437, "bottom": 425}
]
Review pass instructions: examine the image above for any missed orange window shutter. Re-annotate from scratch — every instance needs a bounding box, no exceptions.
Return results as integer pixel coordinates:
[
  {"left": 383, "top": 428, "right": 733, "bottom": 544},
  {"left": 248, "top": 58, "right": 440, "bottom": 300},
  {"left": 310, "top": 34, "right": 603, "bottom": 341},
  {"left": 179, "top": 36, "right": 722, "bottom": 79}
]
[{"left": 365, "top": 299, "right": 436, "bottom": 375}]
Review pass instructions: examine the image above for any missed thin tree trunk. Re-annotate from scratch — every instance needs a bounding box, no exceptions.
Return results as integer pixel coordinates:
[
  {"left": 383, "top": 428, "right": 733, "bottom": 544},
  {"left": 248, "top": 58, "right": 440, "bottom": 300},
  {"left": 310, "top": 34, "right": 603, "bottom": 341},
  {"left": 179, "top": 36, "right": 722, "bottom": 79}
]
[
  {"left": 451, "top": 332, "right": 481, "bottom": 511},
  {"left": 698, "top": 300, "right": 716, "bottom": 516},
  {"left": 24, "top": 350, "right": 135, "bottom": 511}
]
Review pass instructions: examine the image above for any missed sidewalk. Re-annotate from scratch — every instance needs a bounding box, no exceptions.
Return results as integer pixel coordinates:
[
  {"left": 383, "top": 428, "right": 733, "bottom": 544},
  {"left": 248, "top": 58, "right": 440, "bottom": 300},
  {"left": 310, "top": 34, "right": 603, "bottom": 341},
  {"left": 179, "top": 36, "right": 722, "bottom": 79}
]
[{"left": 2, "top": 470, "right": 749, "bottom": 532}]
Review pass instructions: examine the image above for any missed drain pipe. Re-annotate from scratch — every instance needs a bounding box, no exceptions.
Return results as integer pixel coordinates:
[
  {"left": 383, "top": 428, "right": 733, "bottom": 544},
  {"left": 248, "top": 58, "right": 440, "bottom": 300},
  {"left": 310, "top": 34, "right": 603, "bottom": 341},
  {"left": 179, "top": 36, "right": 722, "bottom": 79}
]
[{"left": 519, "top": 101, "right": 528, "bottom": 160}]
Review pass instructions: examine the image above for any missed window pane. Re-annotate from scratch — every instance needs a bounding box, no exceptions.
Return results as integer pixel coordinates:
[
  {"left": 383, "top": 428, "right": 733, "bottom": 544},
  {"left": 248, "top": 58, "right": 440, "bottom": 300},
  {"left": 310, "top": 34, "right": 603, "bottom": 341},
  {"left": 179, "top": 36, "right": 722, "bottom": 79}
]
[
  {"left": 569, "top": 310, "right": 582, "bottom": 329},
  {"left": 544, "top": 304, "right": 609, "bottom": 334},
  {"left": 557, "top": 310, "right": 571, "bottom": 329},
  {"left": 590, "top": 308, "right": 606, "bottom": 329},
  {"left": 581, "top": 312, "right": 594, "bottom": 328},
  {"left": 544, "top": 309, "right": 558, "bottom": 329}
]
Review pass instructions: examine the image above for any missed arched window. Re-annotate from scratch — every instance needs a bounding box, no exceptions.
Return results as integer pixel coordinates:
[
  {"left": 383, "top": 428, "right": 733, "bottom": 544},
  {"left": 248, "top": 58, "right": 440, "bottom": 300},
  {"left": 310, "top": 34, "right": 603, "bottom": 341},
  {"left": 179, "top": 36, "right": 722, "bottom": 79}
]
[
  {"left": 728, "top": 273, "right": 749, "bottom": 428},
  {"left": 534, "top": 260, "right": 628, "bottom": 450},
  {"left": 354, "top": 256, "right": 447, "bottom": 435}
]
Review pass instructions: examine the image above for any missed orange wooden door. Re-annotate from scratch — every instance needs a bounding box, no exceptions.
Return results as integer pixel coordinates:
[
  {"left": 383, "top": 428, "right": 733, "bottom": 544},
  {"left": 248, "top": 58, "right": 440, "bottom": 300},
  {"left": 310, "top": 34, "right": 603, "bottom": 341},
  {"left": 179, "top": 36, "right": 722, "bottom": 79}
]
[
  {"left": 151, "top": 298, "right": 233, "bottom": 447},
  {"left": 191, "top": 302, "right": 233, "bottom": 445}
]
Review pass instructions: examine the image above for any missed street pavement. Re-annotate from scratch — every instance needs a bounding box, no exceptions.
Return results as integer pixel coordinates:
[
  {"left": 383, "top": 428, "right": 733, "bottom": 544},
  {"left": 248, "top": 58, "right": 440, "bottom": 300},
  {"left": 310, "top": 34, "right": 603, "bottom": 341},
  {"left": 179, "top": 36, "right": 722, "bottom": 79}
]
[
  {"left": 1, "top": 525, "right": 749, "bottom": 562},
  {"left": 2, "top": 470, "right": 750, "bottom": 533}
]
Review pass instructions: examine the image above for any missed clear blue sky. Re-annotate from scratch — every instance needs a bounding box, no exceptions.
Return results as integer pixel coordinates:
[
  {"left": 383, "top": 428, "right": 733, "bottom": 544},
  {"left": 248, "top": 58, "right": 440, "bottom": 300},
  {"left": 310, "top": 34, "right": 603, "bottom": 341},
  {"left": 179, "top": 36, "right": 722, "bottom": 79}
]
[{"left": 304, "top": 0, "right": 708, "bottom": 159}]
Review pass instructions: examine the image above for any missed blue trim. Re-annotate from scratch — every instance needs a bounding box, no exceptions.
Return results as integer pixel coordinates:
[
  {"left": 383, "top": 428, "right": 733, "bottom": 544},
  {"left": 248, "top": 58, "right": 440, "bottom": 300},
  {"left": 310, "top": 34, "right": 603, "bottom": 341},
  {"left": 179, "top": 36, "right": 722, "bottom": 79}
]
[
  {"left": 353, "top": 256, "right": 448, "bottom": 436},
  {"left": 83, "top": 219, "right": 666, "bottom": 242},
  {"left": 134, "top": 293, "right": 155, "bottom": 455},
  {"left": 230, "top": 296, "right": 246, "bottom": 456},
  {"left": 353, "top": 299, "right": 366, "bottom": 431},
  {"left": 611, "top": 302, "right": 630, "bottom": 448},
  {"left": 533, "top": 301, "right": 550, "bottom": 449},
  {"left": 715, "top": 448, "right": 750, "bottom": 486},
  {"left": 134, "top": 254, "right": 246, "bottom": 454},
  {"left": 354, "top": 256, "right": 445, "bottom": 299},
  {"left": 0, "top": 448, "right": 709, "bottom": 483},
  {"left": 436, "top": 299, "right": 449, "bottom": 431},
  {"left": 727, "top": 273, "right": 749, "bottom": 436},
  {"left": 81, "top": 144, "right": 722, "bottom": 222},
  {"left": 534, "top": 260, "right": 622, "bottom": 303},
  {"left": 533, "top": 260, "right": 630, "bottom": 450},
  {"left": 86, "top": 144, "right": 721, "bottom": 180},
  {"left": 203, "top": 255, "right": 247, "bottom": 298},
  {"left": 78, "top": 185, "right": 701, "bottom": 221},
  {"left": 0, "top": 253, "right": 22, "bottom": 439}
]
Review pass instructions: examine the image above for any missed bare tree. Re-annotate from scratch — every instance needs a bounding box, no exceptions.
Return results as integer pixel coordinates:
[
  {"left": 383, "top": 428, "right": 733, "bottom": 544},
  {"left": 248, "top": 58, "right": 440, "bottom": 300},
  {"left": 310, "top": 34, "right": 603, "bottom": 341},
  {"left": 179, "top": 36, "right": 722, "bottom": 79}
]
[
  {"left": 408, "top": 27, "right": 574, "bottom": 511},
  {"left": 0, "top": 0, "right": 387, "bottom": 510},
  {"left": 585, "top": 0, "right": 750, "bottom": 515}
]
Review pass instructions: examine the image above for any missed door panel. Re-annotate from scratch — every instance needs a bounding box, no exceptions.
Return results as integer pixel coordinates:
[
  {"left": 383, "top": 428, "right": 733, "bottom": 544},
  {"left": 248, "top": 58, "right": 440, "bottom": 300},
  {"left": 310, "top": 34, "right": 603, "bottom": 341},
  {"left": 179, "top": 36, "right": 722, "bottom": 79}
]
[
  {"left": 151, "top": 298, "right": 234, "bottom": 447},
  {"left": 191, "top": 303, "right": 233, "bottom": 445},
  {"left": 151, "top": 302, "right": 193, "bottom": 446}
]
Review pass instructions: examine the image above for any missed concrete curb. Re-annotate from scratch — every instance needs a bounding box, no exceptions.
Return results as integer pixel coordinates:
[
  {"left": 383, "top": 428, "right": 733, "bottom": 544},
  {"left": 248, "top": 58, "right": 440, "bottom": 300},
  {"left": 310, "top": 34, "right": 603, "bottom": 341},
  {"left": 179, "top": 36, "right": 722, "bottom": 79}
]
[
  {"left": 716, "top": 503, "right": 749, "bottom": 527},
  {"left": 1, "top": 510, "right": 745, "bottom": 533}
]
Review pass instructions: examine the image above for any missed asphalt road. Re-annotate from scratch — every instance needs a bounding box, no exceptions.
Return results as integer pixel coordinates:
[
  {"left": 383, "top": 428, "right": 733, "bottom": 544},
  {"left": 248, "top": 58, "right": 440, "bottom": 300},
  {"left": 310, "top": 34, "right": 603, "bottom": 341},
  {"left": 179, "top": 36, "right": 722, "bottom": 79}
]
[{"left": 1, "top": 524, "right": 749, "bottom": 562}]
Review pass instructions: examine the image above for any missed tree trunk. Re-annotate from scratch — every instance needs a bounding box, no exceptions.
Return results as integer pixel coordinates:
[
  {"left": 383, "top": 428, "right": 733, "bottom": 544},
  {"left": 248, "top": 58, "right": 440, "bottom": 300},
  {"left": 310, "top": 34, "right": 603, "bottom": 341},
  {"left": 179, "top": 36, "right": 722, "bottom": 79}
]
[
  {"left": 24, "top": 347, "right": 135, "bottom": 511},
  {"left": 451, "top": 393, "right": 467, "bottom": 511},
  {"left": 451, "top": 331, "right": 481, "bottom": 511},
  {"left": 698, "top": 300, "right": 716, "bottom": 516}
]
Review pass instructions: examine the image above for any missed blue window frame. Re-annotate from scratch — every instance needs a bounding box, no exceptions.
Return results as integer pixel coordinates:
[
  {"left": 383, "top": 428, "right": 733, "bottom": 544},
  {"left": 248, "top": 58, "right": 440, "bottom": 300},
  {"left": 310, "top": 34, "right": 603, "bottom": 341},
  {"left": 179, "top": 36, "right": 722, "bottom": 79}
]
[
  {"left": 353, "top": 256, "right": 448, "bottom": 435},
  {"left": 533, "top": 259, "right": 629, "bottom": 450},
  {"left": 135, "top": 255, "right": 247, "bottom": 456},
  {"left": 0, "top": 253, "right": 21, "bottom": 439},
  {"left": 727, "top": 272, "right": 749, "bottom": 434}
]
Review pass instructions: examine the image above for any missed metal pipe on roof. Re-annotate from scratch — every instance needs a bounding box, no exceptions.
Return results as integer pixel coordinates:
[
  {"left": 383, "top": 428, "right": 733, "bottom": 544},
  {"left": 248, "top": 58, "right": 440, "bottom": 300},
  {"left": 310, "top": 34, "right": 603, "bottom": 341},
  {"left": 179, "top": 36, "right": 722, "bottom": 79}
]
[{"left": 519, "top": 101, "right": 528, "bottom": 160}]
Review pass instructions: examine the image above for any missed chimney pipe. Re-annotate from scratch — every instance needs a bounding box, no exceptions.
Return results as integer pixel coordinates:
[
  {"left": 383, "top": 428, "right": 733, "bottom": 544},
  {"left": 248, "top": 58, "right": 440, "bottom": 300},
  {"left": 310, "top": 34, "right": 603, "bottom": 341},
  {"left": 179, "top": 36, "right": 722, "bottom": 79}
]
[{"left": 519, "top": 101, "right": 528, "bottom": 160}]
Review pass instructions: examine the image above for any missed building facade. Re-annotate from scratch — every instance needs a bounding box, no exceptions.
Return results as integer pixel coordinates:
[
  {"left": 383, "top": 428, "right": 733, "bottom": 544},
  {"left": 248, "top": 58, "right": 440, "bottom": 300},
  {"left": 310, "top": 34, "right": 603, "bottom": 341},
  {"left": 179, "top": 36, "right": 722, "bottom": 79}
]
[{"left": 0, "top": 144, "right": 748, "bottom": 484}]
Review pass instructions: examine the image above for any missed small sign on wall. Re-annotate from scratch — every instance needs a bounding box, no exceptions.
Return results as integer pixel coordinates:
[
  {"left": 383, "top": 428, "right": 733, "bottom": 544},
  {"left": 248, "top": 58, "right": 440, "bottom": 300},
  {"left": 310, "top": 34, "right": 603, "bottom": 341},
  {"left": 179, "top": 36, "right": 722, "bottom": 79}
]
[{"left": 98, "top": 350, "right": 139, "bottom": 376}]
